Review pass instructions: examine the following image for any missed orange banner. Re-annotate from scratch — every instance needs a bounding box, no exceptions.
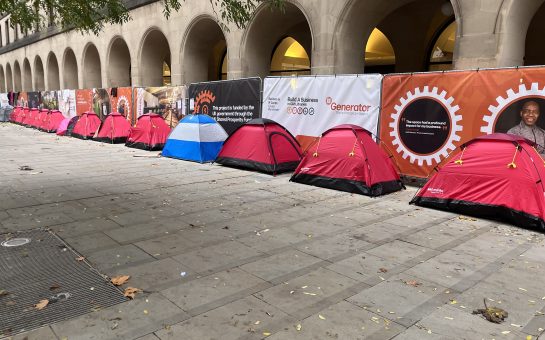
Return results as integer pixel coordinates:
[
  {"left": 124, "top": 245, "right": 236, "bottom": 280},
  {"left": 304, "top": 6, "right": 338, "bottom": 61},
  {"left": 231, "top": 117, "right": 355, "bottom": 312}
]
[{"left": 380, "top": 67, "right": 545, "bottom": 178}]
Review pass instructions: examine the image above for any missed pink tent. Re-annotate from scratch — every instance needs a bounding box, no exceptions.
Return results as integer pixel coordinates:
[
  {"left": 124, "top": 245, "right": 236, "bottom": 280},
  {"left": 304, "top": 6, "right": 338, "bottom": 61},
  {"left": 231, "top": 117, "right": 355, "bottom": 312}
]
[{"left": 56, "top": 118, "right": 71, "bottom": 136}]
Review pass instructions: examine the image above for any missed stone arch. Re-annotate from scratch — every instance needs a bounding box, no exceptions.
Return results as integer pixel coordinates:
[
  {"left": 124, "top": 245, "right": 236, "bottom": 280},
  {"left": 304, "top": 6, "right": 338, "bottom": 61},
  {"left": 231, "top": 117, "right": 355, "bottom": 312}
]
[
  {"left": 523, "top": 1, "right": 545, "bottom": 66},
  {"left": 107, "top": 36, "right": 131, "bottom": 87},
  {"left": 241, "top": 0, "right": 313, "bottom": 78},
  {"left": 139, "top": 27, "right": 171, "bottom": 86},
  {"left": 0, "top": 65, "right": 5, "bottom": 92},
  {"left": 63, "top": 48, "right": 78, "bottom": 89},
  {"left": 335, "top": 0, "right": 459, "bottom": 73},
  {"left": 46, "top": 52, "right": 60, "bottom": 90},
  {"left": 82, "top": 43, "right": 102, "bottom": 88},
  {"left": 181, "top": 15, "right": 227, "bottom": 83},
  {"left": 22, "top": 58, "right": 32, "bottom": 91},
  {"left": 6, "top": 63, "right": 13, "bottom": 91},
  {"left": 34, "top": 56, "right": 45, "bottom": 91},
  {"left": 13, "top": 61, "right": 21, "bottom": 91}
]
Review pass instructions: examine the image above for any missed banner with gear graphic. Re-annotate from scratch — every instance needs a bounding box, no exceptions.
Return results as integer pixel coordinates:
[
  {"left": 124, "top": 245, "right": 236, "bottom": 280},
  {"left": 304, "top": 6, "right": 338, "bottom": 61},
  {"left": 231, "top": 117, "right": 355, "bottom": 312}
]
[
  {"left": 188, "top": 78, "right": 261, "bottom": 135},
  {"left": 380, "top": 67, "right": 545, "bottom": 178},
  {"left": 262, "top": 75, "right": 382, "bottom": 151}
]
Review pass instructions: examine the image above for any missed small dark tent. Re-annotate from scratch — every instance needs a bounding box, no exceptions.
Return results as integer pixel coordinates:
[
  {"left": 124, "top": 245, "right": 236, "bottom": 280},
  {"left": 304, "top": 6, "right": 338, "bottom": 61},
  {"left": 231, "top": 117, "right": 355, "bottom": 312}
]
[
  {"left": 215, "top": 118, "right": 302, "bottom": 175},
  {"left": 95, "top": 112, "right": 132, "bottom": 143},
  {"left": 291, "top": 124, "right": 404, "bottom": 196},
  {"left": 71, "top": 112, "right": 101, "bottom": 139},
  {"left": 411, "top": 133, "right": 545, "bottom": 230},
  {"left": 125, "top": 114, "right": 171, "bottom": 151}
]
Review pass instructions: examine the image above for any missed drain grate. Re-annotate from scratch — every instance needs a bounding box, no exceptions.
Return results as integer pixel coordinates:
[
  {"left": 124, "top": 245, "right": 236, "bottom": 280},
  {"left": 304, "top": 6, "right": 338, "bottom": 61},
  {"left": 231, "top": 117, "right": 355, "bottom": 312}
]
[{"left": 0, "top": 229, "right": 127, "bottom": 338}]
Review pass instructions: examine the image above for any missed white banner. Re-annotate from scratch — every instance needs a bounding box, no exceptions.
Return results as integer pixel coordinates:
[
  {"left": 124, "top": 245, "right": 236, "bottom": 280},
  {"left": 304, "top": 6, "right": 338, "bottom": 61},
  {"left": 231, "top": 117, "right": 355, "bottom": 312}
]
[{"left": 262, "top": 75, "right": 382, "bottom": 149}]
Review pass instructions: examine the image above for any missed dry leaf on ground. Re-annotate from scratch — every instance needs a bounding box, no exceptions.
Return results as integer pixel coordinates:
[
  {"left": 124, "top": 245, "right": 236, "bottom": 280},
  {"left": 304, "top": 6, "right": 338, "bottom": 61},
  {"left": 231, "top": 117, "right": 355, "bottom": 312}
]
[
  {"left": 111, "top": 275, "right": 130, "bottom": 286},
  {"left": 35, "top": 299, "right": 49, "bottom": 310},
  {"left": 49, "top": 283, "right": 61, "bottom": 291},
  {"left": 75, "top": 256, "right": 85, "bottom": 262},
  {"left": 403, "top": 280, "right": 422, "bottom": 287},
  {"left": 0, "top": 290, "right": 8, "bottom": 297},
  {"left": 123, "top": 287, "right": 141, "bottom": 299}
]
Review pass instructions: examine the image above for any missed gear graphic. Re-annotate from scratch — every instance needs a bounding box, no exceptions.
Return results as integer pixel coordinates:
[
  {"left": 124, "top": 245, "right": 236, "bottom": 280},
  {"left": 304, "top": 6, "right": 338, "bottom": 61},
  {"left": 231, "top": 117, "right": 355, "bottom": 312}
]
[
  {"left": 389, "top": 86, "right": 463, "bottom": 166},
  {"left": 481, "top": 82, "right": 545, "bottom": 134}
]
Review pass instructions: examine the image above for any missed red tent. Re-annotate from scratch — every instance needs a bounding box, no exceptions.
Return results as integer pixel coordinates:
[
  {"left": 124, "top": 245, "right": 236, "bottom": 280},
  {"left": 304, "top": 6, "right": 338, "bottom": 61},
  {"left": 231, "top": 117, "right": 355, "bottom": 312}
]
[
  {"left": 44, "top": 110, "right": 65, "bottom": 133},
  {"left": 215, "top": 118, "right": 302, "bottom": 175},
  {"left": 291, "top": 125, "right": 404, "bottom": 196},
  {"left": 25, "top": 108, "right": 39, "bottom": 128},
  {"left": 71, "top": 112, "right": 102, "bottom": 140},
  {"left": 95, "top": 112, "right": 132, "bottom": 143},
  {"left": 10, "top": 106, "right": 22, "bottom": 124},
  {"left": 411, "top": 133, "right": 545, "bottom": 230},
  {"left": 125, "top": 114, "right": 171, "bottom": 151},
  {"left": 37, "top": 109, "right": 50, "bottom": 131}
]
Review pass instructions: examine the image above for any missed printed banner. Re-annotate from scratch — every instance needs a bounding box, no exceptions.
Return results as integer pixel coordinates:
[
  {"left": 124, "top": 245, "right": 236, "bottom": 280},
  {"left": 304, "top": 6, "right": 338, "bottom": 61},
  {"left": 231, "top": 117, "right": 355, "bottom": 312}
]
[
  {"left": 133, "top": 86, "right": 187, "bottom": 127},
  {"left": 188, "top": 78, "right": 261, "bottom": 134},
  {"left": 57, "top": 90, "right": 77, "bottom": 118},
  {"left": 109, "top": 87, "right": 133, "bottom": 123},
  {"left": 0, "top": 93, "right": 9, "bottom": 107},
  {"left": 380, "top": 67, "right": 545, "bottom": 178},
  {"left": 41, "top": 91, "right": 59, "bottom": 110},
  {"left": 75, "top": 89, "right": 93, "bottom": 116},
  {"left": 262, "top": 75, "right": 382, "bottom": 150}
]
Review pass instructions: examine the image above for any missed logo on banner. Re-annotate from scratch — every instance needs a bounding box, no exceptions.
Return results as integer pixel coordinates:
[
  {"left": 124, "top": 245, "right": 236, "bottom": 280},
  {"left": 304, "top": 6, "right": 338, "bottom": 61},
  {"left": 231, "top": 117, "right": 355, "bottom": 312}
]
[
  {"left": 194, "top": 90, "right": 216, "bottom": 115},
  {"left": 326, "top": 96, "right": 372, "bottom": 114},
  {"left": 389, "top": 86, "right": 463, "bottom": 166},
  {"left": 480, "top": 82, "right": 545, "bottom": 134}
]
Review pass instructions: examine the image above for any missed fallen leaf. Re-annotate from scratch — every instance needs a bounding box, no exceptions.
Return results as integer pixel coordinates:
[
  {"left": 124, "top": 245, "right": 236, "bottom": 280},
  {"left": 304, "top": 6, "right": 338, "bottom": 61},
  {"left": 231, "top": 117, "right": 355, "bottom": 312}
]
[
  {"left": 379, "top": 268, "right": 388, "bottom": 273},
  {"left": 75, "top": 256, "right": 85, "bottom": 262},
  {"left": 318, "top": 315, "right": 326, "bottom": 320},
  {"left": 296, "top": 324, "right": 302, "bottom": 331},
  {"left": 444, "top": 316, "right": 454, "bottom": 320},
  {"left": 111, "top": 275, "right": 131, "bottom": 286},
  {"left": 303, "top": 292, "right": 317, "bottom": 296},
  {"left": 50, "top": 283, "right": 61, "bottom": 291},
  {"left": 35, "top": 299, "right": 49, "bottom": 310},
  {"left": 254, "top": 321, "right": 260, "bottom": 325},
  {"left": 0, "top": 290, "right": 8, "bottom": 297},
  {"left": 449, "top": 299, "right": 457, "bottom": 305},
  {"left": 263, "top": 332, "right": 271, "bottom": 336},
  {"left": 526, "top": 336, "right": 532, "bottom": 340},
  {"left": 123, "top": 287, "right": 141, "bottom": 299},
  {"left": 519, "top": 287, "right": 528, "bottom": 292},
  {"left": 501, "top": 331, "right": 510, "bottom": 334},
  {"left": 404, "top": 280, "right": 421, "bottom": 287}
]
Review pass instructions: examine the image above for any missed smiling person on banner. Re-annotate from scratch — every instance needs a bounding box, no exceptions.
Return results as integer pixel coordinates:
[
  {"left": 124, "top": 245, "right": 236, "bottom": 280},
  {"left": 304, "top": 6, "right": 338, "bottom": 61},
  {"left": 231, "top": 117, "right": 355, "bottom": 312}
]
[{"left": 507, "top": 100, "right": 545, "bottom": 156}]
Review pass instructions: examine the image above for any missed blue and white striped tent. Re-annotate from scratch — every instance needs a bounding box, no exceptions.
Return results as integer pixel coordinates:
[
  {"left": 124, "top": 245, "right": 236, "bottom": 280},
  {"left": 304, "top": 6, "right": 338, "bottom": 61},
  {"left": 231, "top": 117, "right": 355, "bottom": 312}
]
[{"left": 162, "top": 114, "right": 228, "bottom": 163}]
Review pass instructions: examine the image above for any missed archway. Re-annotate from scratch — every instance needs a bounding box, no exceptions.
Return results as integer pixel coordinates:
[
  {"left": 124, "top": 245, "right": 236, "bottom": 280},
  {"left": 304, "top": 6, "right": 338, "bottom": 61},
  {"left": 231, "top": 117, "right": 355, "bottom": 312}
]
[
  {"left": 107, "top": 37, "right": 131, "bottom": 87},
  {"left": 337, "top": 0, "right": 457, "bottom": 73},
  {"left": 140, "top": 28, "right": 171, "bottom": 86},
  {"left": 13, "top": 61, "right": 21, "bottom": 91},
  {"left": 428, "top": 20, "right": 456, "bottom": 71},
  {"left": 47, "top": 52, "right": 60, "bottom": 90},
  {"left": 182, "top": 17, "right": 227, "bottom": 83},
  {"left": 270, "top": 37, "right": 310, "bottom": 76},
  {"left": 22, "top": 58, "right": 32, "bottom": 91},
  {"left": 524, "top": 2, "right": 545, "bottom": 66},
  {"left": 63, "top": 48, "right": 78, "bottom": 89},
  {"left": 6, "top": 63, "right": 13, "bottom": 91},
  {"left": 0, "top": 66, "right": 5, "bottom": 92},
  {"left": 34, "top": 56, "right": 45, "bottom": 90},
  {"left": 242, "top": 2, "right": 312, "bottom": 78},
  {"left": 83, "top": 43, "right": 102, "bottom": 88},
  {"left": 364, "top": 29, "right": 396, "bottom": 74}
]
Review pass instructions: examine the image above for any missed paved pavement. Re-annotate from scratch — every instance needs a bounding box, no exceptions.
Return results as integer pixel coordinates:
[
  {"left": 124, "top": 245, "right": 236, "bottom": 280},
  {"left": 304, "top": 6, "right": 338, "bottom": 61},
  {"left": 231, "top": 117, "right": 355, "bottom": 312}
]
[{"left": 1, "top": 122, "right": 545, "bottom": 340}]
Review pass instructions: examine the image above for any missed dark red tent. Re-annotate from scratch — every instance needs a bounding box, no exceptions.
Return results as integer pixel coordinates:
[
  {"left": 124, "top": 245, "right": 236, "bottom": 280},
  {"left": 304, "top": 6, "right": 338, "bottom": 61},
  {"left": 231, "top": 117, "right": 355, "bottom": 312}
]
[
  {"left": 95, "top": 112, "right": 132, "bottom": 143},
  {"left": 291, "top": 125, "right": 404, "bottom": 196},
  {"left": 26, "top": 108, "right": 39, "bottom": 128},
  {"left": 125, "top": 114, "right": 171, "bottom": 151},
  {"left": 215, "top": 118, "right": 302, "bottom": 175},
  {"left": 71, "top": 112, "right": 101, "bottom": 140},
  {"left": 411, "top": 133, "right": 545, "bottom": 230},
  {"left": 37, "top": 109, "right": 50, "bottom": 131},
  {"left": 10, "top": 106, "right": 22, "bottom": 124},
  {"left": 44, "top": 110, "right": 65, "bottom": 133}
]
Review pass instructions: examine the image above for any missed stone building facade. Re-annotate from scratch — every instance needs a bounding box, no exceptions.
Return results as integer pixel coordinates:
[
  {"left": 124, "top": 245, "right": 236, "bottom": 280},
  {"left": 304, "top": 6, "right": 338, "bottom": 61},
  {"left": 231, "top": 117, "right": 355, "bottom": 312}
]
[{"left": 0, "top": 0, "right": 544, "bottom": 92}]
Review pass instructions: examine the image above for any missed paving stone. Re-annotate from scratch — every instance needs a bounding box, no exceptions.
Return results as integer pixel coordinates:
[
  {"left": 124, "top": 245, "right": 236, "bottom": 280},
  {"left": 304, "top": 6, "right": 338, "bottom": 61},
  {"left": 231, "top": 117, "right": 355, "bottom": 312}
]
[
  {"left": 51, "top": 293, "right": 188, "bottom": 340},
  {"left": 135, "top": 334, "right": 161, "bottom": 340},
  {"left": 160, "top": 268, "right": 267, "bottom": 313},
  {"left": 254, "top": 267, "right": 359, "bottom": 318},
  {"left": 366, "top": 240, "right": 432, "bottom": 263},
  {"left": 64, "top": 232, "right": 120, "bottom": 253},
  {"left": 267, "top": 300, "right": 405, "bottom": 340},
  {"left": 347, "top": 273, "right": 451, "bottom": 321},
  {"left": 391, "top": 325, "right": 457, "bottom": 340},
  {"left": 8, "top": 326, "right": 57, "bottom": 340},
  {"left": 295, "top": 233, "right": 373, "bottom": 260},
  {"left": 86, "top": 244, "right": 154, "bottom": 271},
  {"left": 155, "top": 296, "right": 290, "bottom": 340},
  {"left": 237, "top": 227, "right": 309, "bottom": 253},
  {"left": 172, "top": 240, "right": 263, "bottom": 274},
  {"left": 51, "top": 217, "right": 121, "bottom": 238},
  {"left": 104, "top": 217, "right": 189, "bottom": 244},
  {"left": 451, "top": 232, "right": 522, "bottom": 261},
  {"left": 326, "top": 252, "right": 401, "bottom": 283},
  {"left": 239, "top": 250, "right": 323, "bottom": 282},
  {"left": 134, "top": 231, "right": 200, "bottom": 258},
  {"left": 105, "top": 258, "right": 194, "bottom": 291},
  {"left": 404, "top": 250, "right": 493, "bottom": 288},
  {"left": 400, "top": 221, "right": 479, "bottom": 249},
  {"left": 350, "top": 222, "right": 413, "bottom": 244},
  {"left": 483, "top": 259, "right": 545, "bottom": 300}
]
